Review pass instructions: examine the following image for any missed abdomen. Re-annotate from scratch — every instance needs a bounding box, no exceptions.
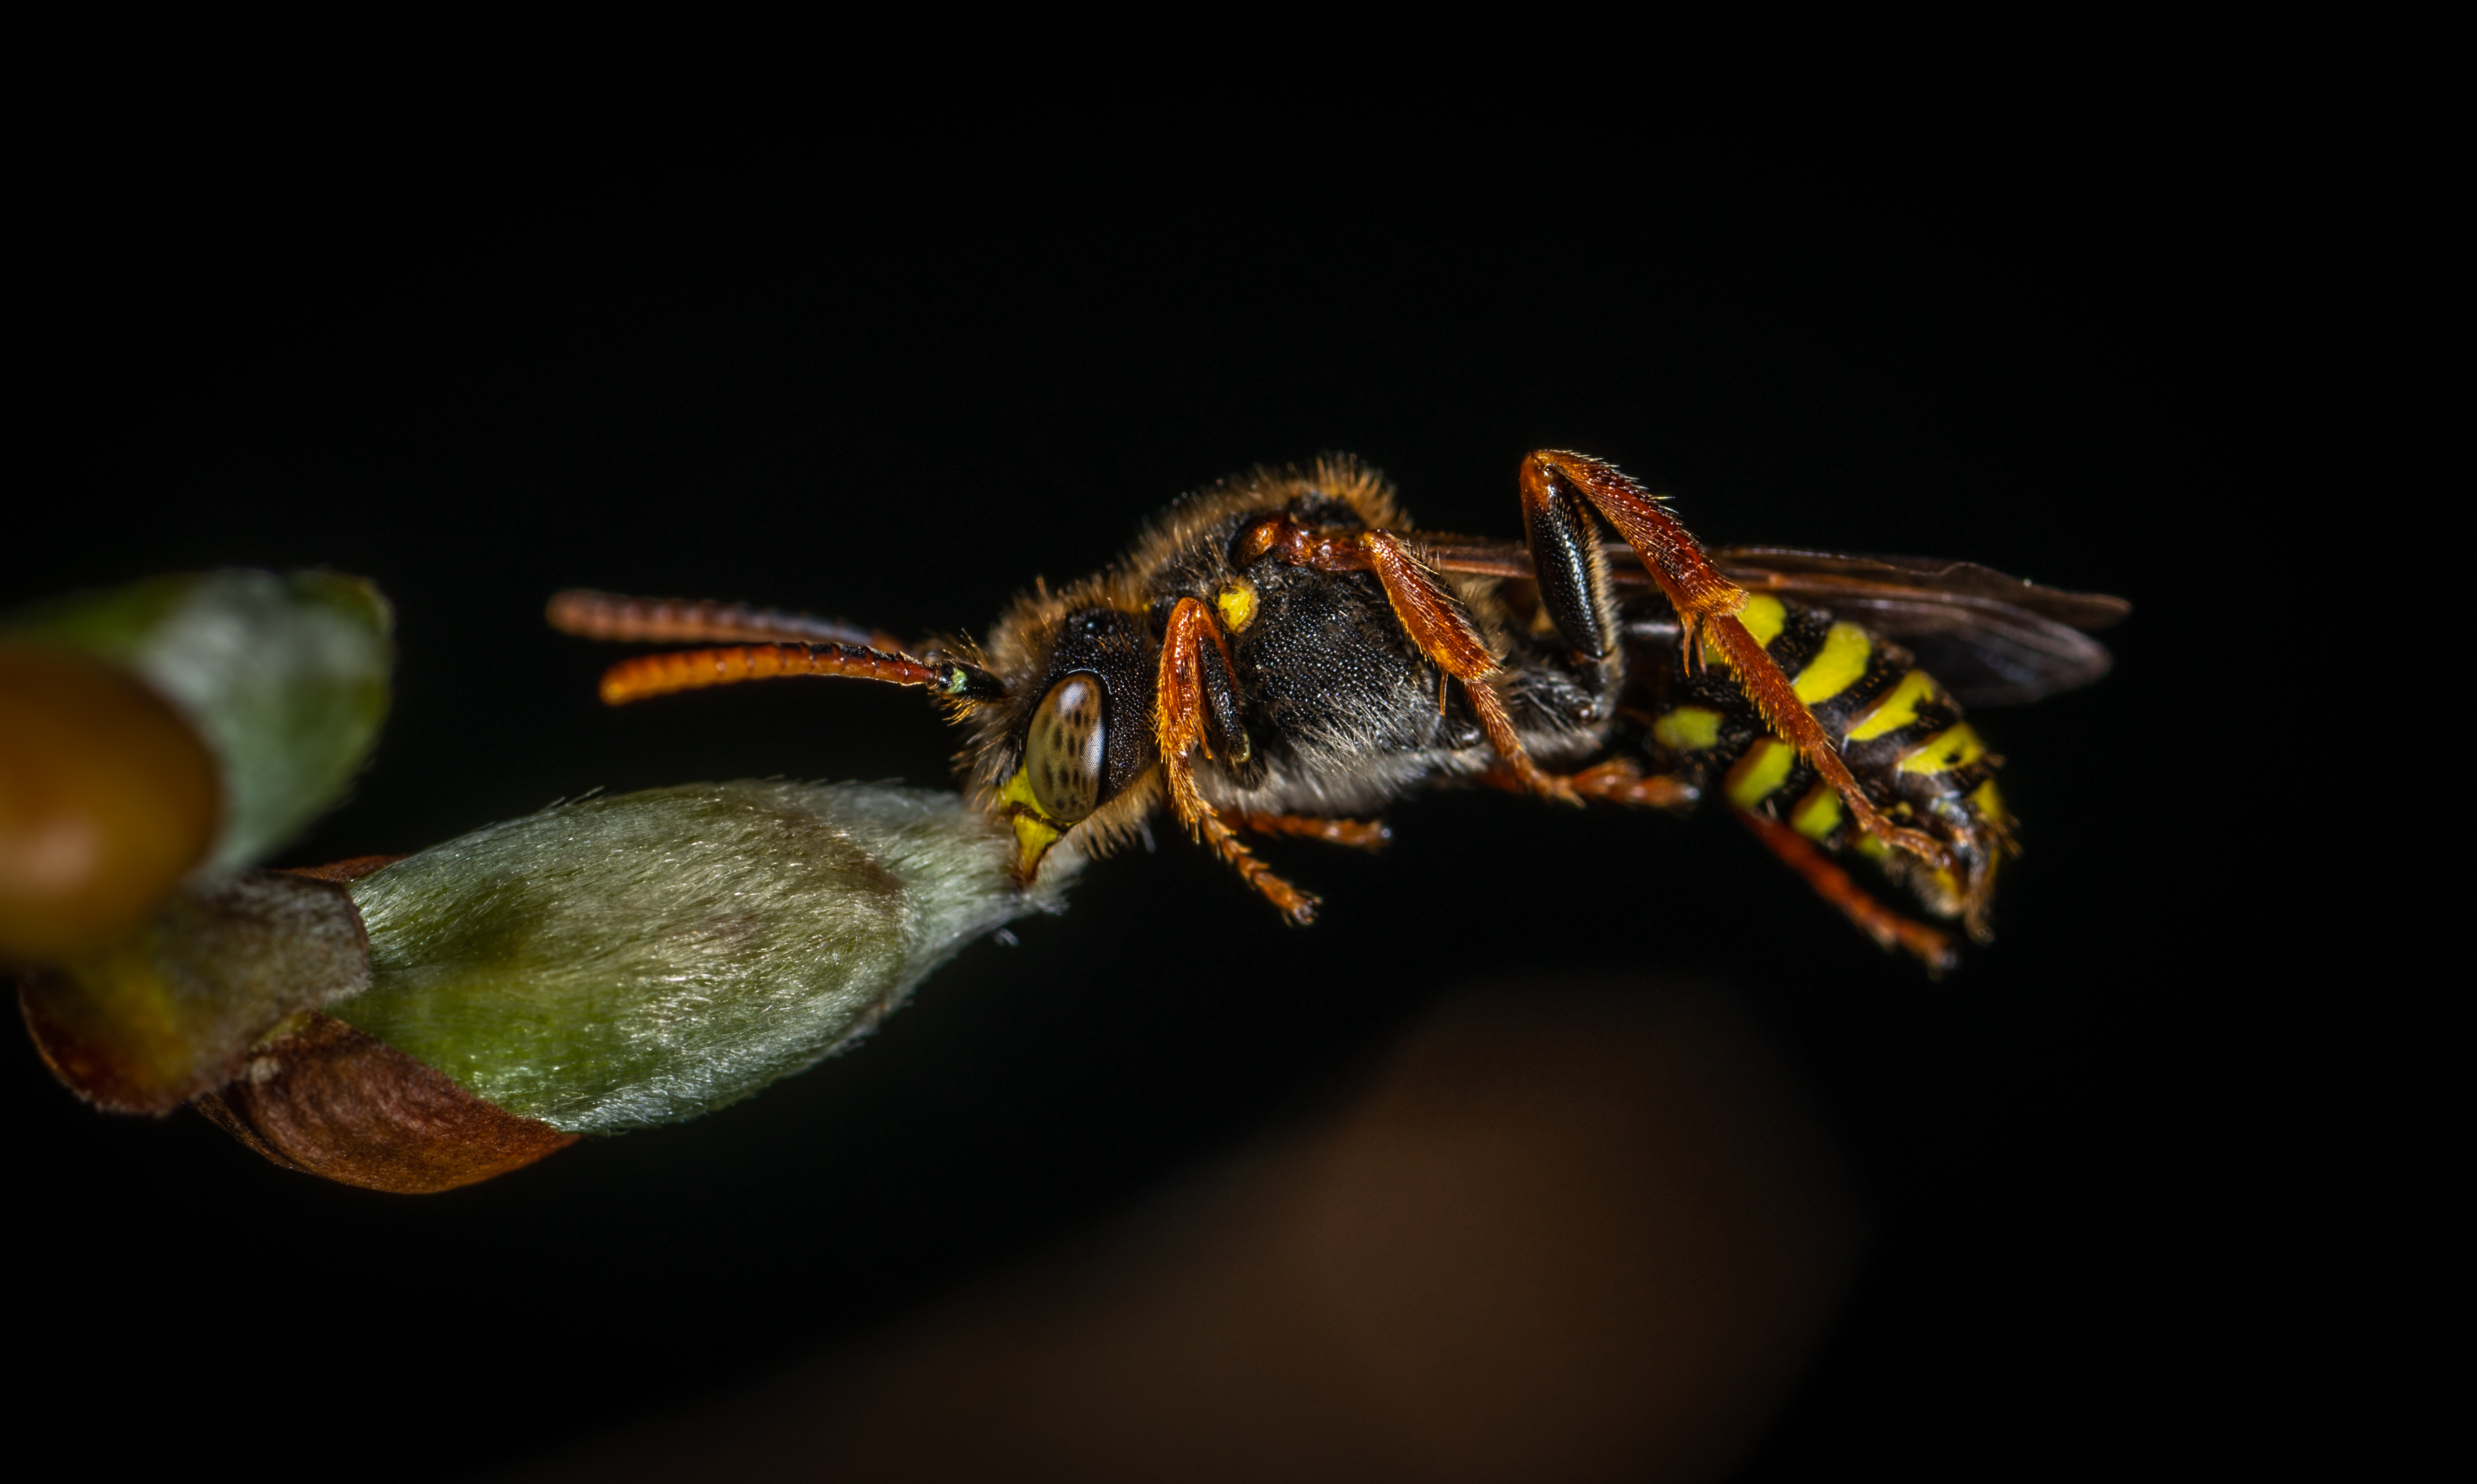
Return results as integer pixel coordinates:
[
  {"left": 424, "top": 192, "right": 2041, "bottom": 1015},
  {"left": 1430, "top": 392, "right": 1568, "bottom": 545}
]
[{"left": 1631, "top": 593, "right": 2012, "bottom": 932}]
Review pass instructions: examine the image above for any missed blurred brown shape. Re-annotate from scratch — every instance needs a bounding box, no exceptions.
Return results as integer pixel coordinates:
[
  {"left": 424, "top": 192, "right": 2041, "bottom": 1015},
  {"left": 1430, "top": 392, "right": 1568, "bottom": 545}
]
[
  {"left": 15, "top": 872, "right": 370, "bottom": 1112},
  {"left": 0, "top": 643, "right": 219, "bottom": 960},
  {"left": 194, "top": 1013, "right": 579, "bottom": 1193},
  {"left": 279, "top": 854, "right": 410, "bottom": 883},
  {"left": 515, "top": 979, "right": 1863, "bottom": 1483}
]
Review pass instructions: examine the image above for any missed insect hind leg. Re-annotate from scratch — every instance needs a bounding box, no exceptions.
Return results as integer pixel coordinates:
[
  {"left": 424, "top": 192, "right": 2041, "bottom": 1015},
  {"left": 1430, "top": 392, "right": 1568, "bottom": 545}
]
[
  {"left": 1735, "top": 806, "right": 1959, "bottom": 974},
  {"left": 1520, "top": 451, "right": 1950, "bottom": 871}
]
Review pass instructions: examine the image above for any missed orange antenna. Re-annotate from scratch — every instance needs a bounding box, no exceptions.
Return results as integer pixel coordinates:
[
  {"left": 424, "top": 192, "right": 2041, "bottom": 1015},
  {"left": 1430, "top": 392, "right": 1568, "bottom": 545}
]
[
  {"left": 548, "top": 590, "right": 905, "bottom": 653},
  {"left": 599, "top": 643, "right": 1005, "bottom": 706}
]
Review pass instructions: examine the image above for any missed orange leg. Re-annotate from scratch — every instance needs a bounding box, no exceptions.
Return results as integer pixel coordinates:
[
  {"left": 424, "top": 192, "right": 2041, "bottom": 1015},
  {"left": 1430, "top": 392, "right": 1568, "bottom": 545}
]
[
  {"left": 1478, "top": 757, "right": 1698, "bottom": 810},
  {"left": 1523, "top": 451, "right": 1949, "bottom": 870},
  {"left": 1567, "top": 758, "right": 1699, "bottom": 810},
  {"left": 1229, "top": 813, "right": 1393, "bottom": 849},
  {"left": 1734, "top": 807, "right": 1958, "bottom": 974},
  {"left": 1232, "top": 515, "right": 1577, "bottom": 804},
  {"left": 1156, "top": 598, "right": 1320, "bottom": 924},
  {"left": 1356, "top": 531, "right": 1579, "bottom": 805}
]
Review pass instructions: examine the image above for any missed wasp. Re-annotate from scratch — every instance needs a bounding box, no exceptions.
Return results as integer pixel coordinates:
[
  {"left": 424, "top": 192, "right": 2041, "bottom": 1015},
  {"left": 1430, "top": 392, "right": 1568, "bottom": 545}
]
[{"left": 548, "top": 452, "right": 2126, "bottom": 971}]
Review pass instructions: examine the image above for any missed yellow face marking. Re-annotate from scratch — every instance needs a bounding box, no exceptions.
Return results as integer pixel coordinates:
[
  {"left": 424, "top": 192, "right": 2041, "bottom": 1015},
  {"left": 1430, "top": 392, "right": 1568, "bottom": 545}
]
[
  {"left": 1724, "top": 736, "right": 1797, "bottom": 809},
  {"left": 1789, "top": 782, "right": 1843, "bottom": 841},
  {"left": 1898, "top": 723, "right": 1987, "bottom": 775},
  {"left": 999, "top": 766, "right": 1064, "bottom": 873},
  {"left": 1701, "top": 593, "right": 1785, "bottom": 666},
  {"left": 1855, "top": 831, "right": 1891, "bottom": 860},
  {"left": 1652, "top": 705, "right": 1724, "bottom": 752},
  {"left": 1792, "top": 621, "right": 1872, "bottom": 705},
  {"left": 1215, "top": 577, "right": 1259, "bottom": 634},
  {"left": 1845, "top": 668, "right": 1942, "bottom": 741},
  {"left": 1969, "top": 777, "right": 2008, "bottom": 826}
]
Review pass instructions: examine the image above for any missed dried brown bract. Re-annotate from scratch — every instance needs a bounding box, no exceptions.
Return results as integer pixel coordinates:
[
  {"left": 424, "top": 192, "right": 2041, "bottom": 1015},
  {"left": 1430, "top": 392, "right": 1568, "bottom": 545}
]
[{"left": 194, "top": 1014, "right": 577, "bottom": 1193}]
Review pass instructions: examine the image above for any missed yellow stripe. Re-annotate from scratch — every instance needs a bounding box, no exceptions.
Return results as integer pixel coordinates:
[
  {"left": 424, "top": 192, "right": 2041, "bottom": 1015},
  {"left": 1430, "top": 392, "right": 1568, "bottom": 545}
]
[
  {"left": 1792, "top": 621, "right": 1872, "bottom": 705},
  {"left": 1898, "top": 723, "right": 1987, "bottom": 775},
  {"left": 1789, "top": 782, "right": 1843, "bottom": 841},
  {"left": 1845, "top": 669, "right": 1941, "bottom": 741},
  {"left": 1701, "top": 593, "right": 1785, "bottom": 665},
  {"left": 1854, "top": 831, "right": 1891, "bottom": 860},
  {"left": 1969, "top": 778, "right": 2008, "bottom": 827},
  {"left": 1725, "top": 737, "right": 1797, "bottom": 808},
  {"left": 1652, "top": 706, "right": 1724, "bottom": 752}
]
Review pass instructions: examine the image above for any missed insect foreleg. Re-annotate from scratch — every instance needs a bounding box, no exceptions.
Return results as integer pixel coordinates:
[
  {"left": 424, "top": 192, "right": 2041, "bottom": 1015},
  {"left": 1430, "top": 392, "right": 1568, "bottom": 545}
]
[{"left": 1155, "top": 598, "right": 1320, "bottom": 924}]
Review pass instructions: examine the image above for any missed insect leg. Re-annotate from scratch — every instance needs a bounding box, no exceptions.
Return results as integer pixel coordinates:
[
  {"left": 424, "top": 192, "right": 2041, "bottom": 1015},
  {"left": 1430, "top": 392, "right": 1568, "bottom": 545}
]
[
  {"left": 1734, "top": 806, "right": 1959, "bottom": 974},
  {"left": 1518, "top": 469, "right": 1618, "bottom": 658},
  {"left": 1568, "top": 758, "right": 1699, "bottom": 810},
  {"left": 1232, "top": 515, "right": 1574, "bottom": 802},
  {"left": 1351, "top": 532, "right": 1579, "bottom": 804},
  {"left": 1522, "top": 450, "right": 1949, "bottom": 869},
  {"left": 1156, "top": 598, "right": 1320, "bottom": 924},
  {"left": 1477, "top": 757, "right": 1698, "bottom": 810},
  {"left": 1228, "top": 814, "right": 1393, "bottom": 849}
]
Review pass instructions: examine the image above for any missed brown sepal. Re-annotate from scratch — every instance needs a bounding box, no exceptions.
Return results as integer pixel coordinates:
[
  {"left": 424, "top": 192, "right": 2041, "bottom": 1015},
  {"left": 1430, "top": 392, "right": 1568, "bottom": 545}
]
[
  {"left": 15, "top": 871, "right": 371, "bottom": 1113},
  {"left": 193, "top": 1013, "right": 578, "bottom": 1194}
]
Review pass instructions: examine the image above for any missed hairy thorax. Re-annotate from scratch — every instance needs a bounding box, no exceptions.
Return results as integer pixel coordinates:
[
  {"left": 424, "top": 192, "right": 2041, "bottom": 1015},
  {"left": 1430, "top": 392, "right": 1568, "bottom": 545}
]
[{"left": 1199, "top": 555, "right": 1611, "bottom": 816}]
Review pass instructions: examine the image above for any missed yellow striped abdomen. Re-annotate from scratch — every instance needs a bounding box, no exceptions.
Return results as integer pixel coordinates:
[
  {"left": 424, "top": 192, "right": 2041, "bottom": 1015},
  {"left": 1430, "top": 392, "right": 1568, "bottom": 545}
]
[{"left": 1640, "top": 590, "right": 2015, "bottom": 935}]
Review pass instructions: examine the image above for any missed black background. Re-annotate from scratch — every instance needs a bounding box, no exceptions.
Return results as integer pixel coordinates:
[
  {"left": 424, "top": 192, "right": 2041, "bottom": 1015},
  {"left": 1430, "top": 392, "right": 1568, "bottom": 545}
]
[{"left": 14, "top": 152, "right": 2263, "bottom": 1477}]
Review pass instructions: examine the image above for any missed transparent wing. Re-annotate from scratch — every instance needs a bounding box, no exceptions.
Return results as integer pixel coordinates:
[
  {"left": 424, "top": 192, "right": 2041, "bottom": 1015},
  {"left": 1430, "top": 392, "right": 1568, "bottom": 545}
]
[
  {"left": 1709, "top": 547, "right": 2127, "bottom": 707},
  {"left": 1417, "top": 535, "right": 2129, "bottom": 708},
  {"left": 1709, "top": 547, "right": 2130, "bottom": 630}
]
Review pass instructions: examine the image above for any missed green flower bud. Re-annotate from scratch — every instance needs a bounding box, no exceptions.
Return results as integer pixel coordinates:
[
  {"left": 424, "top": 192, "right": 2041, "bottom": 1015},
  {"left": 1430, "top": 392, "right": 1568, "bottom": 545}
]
[{"left": 330, "top": 781, "right": 1074, "bottom": 1134}]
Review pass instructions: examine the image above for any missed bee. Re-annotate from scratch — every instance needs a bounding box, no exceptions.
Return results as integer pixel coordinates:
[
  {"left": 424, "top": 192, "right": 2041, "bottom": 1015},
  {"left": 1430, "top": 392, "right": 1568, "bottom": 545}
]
[{"left": 548, "top": 451, "right": 2126, "bottom": 971}]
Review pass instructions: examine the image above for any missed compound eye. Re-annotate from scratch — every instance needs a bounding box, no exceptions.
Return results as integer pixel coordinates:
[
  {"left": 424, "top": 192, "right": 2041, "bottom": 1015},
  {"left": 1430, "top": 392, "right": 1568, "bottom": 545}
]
[{"left": 1024, "top": 673, "right": 1107, "bottom": 824}]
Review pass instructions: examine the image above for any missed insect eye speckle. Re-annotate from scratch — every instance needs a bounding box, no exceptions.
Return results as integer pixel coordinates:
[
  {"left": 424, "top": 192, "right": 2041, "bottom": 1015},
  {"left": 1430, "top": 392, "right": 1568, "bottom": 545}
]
[{"left": 1023, "top": 674, "right": 1107, "bottom": 824}]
